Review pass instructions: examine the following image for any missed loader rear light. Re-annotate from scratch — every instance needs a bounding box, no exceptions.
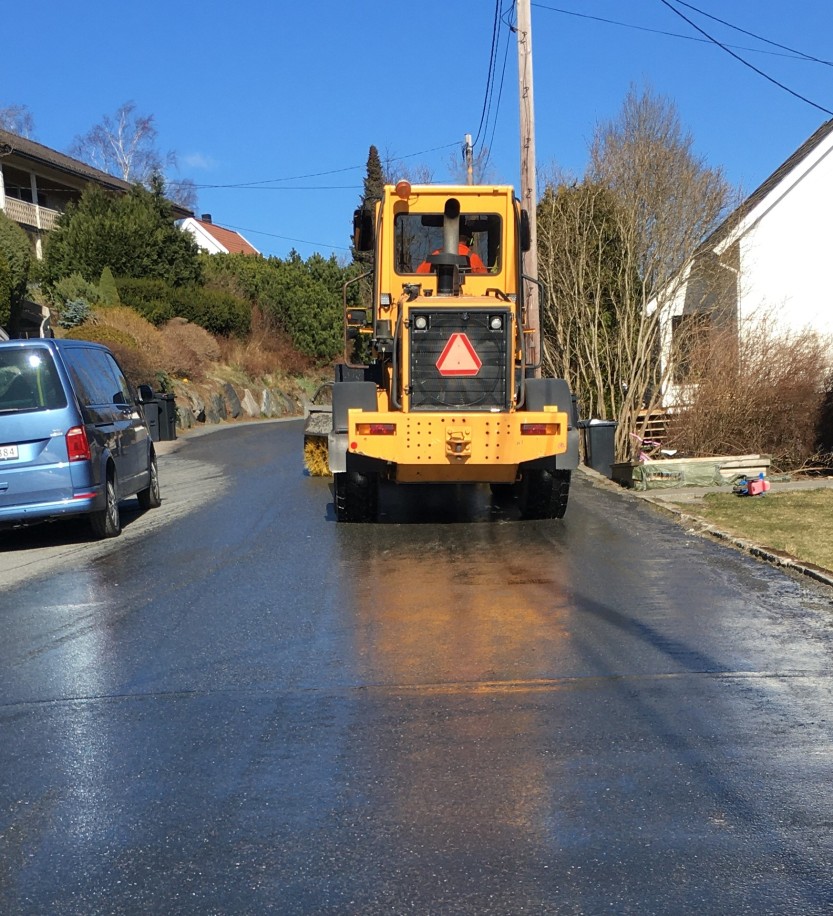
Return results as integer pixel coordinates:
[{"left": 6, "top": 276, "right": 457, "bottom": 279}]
[
  {"left": 66, "top": 425, "right": 91, "bottom": 461},
  {"left": 356, "top": 423, "right": 396, "bottom": 435},
  {"left": 521, "top": 423, "right": 560, "bottom": 436}
]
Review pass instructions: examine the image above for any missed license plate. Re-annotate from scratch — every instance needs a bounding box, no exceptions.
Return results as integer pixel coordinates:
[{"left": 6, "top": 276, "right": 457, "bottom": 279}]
[{"left": 0, "top": 444, "right": 19, "bottom": 461}]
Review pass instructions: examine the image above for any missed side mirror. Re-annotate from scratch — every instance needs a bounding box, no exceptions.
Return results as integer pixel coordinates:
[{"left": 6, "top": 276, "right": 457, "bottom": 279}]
[
  {"left": 353, "top": 208, "right": 375, "bottom": 253},
  {"left": 137, "top": 384, "right": 154, "bottom": 403},
  {"left": 520, "top": 210, "right": 531, "bottom": 253}
]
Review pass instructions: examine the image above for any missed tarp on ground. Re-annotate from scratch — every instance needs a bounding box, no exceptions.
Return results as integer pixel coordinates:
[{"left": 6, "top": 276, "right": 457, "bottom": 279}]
[{"left": 630, "top": 460, "right": 743, "bottom": 491}]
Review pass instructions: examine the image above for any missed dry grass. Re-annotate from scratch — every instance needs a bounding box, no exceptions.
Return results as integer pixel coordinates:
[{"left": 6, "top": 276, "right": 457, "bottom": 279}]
[
  {"left": 680, "top": 488, "right": 833, "bottom": 571},
  {"left": 89, "top": 306, "right": 179, "bottom": 378},
  {"left": 217, "top": 308, "right": 313, "bottom": 379},
  {"left": 162, "top": 318, "right": 220, "bottom": 380}
]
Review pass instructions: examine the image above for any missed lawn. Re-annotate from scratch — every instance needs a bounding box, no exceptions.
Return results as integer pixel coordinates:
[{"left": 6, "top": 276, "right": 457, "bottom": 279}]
[{"left": 675, "top": 488, "right": 833, "bottom": 573}]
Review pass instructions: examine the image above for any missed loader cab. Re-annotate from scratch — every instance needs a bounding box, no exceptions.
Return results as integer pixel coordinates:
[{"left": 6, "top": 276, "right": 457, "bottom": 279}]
[{"left": 393, "top": 212, "right": 502, "bottom": 276}]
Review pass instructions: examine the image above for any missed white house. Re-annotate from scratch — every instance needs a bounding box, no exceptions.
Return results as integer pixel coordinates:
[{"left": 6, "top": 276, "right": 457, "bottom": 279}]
[
  {"left": 661, "top": 119, "right": 833, "bottom": 405},
  {"left": 176, "top": 214, "right": 259, "bottom": 256},
  {"left": 0, "top": 127, "right": 192, "bottom": 260}
]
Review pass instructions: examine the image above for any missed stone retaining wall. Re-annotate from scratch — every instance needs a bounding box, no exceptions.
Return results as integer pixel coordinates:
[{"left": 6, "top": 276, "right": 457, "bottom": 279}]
[{"left": 170, "top": 378, "right": 304, "bottom": 430}]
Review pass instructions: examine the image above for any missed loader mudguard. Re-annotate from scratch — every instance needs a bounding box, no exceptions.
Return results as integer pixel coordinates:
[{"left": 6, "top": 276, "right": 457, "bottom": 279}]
[
  {"left": 525, "top": 377, "right": 580, "bottom": 471},
  {"left": 329, "top": 381, "right": 378, "bottom": 475}
]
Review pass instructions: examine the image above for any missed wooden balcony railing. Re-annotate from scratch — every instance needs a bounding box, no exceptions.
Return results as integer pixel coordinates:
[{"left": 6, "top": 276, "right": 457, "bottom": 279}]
[{"left": 2, "top": 197, "right": 60, "bottom": 231}]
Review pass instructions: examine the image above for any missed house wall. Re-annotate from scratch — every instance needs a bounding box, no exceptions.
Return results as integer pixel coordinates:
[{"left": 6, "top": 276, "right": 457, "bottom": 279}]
[
  {"left": 736, "top": 142, "right": 833, "bottom": 336},
  {"left": 660, "top": 133, "right": 833, "bottom": 408},
  {"left": 176, "top": 219, "right": 227, "bottom": 255}
]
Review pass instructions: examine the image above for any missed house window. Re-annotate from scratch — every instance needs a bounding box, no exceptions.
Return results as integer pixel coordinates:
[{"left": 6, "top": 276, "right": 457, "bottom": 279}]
[{"left": 672, "top": 313, "right": 711, "bottom": 383}]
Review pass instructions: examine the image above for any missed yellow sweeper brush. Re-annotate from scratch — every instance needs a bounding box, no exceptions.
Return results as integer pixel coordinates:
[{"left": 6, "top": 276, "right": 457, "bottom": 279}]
[
  {"left": 303, "top": 386, "right": 333, "bottom": 476},
  {"left": 303, "top": 429, "right": 331, "bottom": 476}
]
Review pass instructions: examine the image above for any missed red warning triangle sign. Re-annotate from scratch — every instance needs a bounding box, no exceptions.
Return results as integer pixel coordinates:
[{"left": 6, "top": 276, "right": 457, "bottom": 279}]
[{"left": 436, "top": 332, "right": 482, "bottom": 377}]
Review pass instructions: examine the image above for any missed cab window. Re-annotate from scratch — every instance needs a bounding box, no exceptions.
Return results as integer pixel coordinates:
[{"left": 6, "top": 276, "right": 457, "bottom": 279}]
[{"left": 394, "top": 213, "right": 502, "bottom": 275}]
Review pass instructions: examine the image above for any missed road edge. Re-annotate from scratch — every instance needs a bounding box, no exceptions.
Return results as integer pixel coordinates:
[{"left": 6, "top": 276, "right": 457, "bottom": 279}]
[{"left": 576, "top": 466, "right": 833, "bottom": 590}]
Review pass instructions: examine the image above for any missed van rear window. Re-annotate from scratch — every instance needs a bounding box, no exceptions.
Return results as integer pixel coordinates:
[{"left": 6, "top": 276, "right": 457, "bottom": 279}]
[{"left": 0, "top": 348, "right": 67, "bottom": 412}]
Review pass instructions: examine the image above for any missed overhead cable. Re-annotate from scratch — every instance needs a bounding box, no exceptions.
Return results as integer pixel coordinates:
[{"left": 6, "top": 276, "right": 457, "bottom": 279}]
[{"left": 659, "top": 0, "right": 833, "bottom": 117}]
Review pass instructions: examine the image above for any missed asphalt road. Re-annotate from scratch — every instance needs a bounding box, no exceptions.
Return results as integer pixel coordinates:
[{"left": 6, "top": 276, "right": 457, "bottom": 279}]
[{"left": 1, "top": 420, "right": 832, "bottom": 915}]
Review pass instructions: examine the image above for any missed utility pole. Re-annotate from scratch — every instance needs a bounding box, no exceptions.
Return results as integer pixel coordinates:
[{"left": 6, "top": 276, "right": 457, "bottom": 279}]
[
  {"left": 463, "top": 133, "right": 474, "bottom": 185},
  {"left": 516, "top": 0, "right": 540, "bottom": 374}
]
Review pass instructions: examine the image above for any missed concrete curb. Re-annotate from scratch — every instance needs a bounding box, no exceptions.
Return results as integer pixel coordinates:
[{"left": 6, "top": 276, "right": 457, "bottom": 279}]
[{"left": 577, "top": 466, "right": 833, "bottom": 590}]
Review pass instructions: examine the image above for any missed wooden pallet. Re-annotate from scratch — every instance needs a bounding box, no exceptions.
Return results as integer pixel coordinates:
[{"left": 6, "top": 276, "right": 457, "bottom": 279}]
[{"left": 634, "top": 410, "right": 669, "bottom": 444}]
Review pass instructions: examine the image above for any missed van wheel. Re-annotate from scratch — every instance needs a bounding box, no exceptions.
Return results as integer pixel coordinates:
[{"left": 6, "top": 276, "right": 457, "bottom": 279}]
[
  {"left": 137, "top": 455, "right": 161, "bottom": 510},
  {"left": 90, "top": 475, "right": 121, "bottom": 538}
]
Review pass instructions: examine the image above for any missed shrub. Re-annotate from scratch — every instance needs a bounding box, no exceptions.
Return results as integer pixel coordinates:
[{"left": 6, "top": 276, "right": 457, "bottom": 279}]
[
  {"left": 170, "top": 286, "right": 251, "bottom": 337},
  {"left": 0, "top": 252, "right": 13, "bottom": 329},
  {"left": 217, "top": 312, "right": 312, "bottom": 379},
  {"left": 115, "top": 276, "right": 250, "bottom": 336},
  {"left": 98, "top": 266, "right": 120, "bottom": 306},
  {"left": 63, "top": 323, "right": 158, "bottom": 389},
  {"left": 115, "top": 277, "right": 176, "bottom": 324},
  {"left": 668, "top": 318, "right": 831, "bottom": 470},
  {"left": 162, "top": 318, "right": 220, "bottom": 379},
  {"left": 57, "top": 298, "right": 92, "bottom": 329},
  {"left": 42, "top": 183, "right": 202, "bottom": 288},
  {"left": 52, "top": 272, "right": 102, "bottom": 308},
  {"left": 0, "top": 210, "right": 32, "bottom": 324}
]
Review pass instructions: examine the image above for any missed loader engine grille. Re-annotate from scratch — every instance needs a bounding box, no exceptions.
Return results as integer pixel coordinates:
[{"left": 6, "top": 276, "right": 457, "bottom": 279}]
[{"left": 408, "top": 309, "right": 510, "bottom": 411}]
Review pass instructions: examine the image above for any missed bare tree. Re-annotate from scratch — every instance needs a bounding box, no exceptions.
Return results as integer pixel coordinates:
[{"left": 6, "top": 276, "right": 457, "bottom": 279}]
[
  {"left": 538, "top": 86, "right": 731, "bottom": 459},
  {"left": 445, "top": 143, "right": 495, "bottom": 185},
  {"left": 0, "top": 104, "right": 35, "bottom": 138},
  {"left": 70, "top": 101, "right": 175, "bottom": 183},
  {"left": 381, "top": 147, "right": 433, "bottom": 185},
  {"left": 166, "top": 177, "right": 198, "bottom": 212}
]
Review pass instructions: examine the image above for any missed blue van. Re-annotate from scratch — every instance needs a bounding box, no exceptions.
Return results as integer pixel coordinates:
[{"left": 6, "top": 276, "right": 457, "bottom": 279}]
[{"left": 0, "top": 338, "right": 161, "bottom": 539}]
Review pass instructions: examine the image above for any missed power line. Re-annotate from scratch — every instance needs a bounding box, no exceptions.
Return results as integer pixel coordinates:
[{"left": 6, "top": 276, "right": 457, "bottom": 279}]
[
  {"left": 531, "top": 2, "right": 828, "bottom": 62},
  {"left": 199, "top": 185, "right": 363, "bottom": 192},
  {"left": 473, "top": 0, "right": 503, "bottom": 149},
  {"left": 221, "top": 221, "right": 351, "bottom": 253},
  {"left": 659, "top": 0, "right": 833, "bottom": 117},
  {"left": 671, "top": 0, "right": 833, "bottom": 67},
  {"left": 483, "top": 3, "right": 514, "bottom": 172},
  {"left": 192, "top": 142, "right": 459, "bottom": 191}
]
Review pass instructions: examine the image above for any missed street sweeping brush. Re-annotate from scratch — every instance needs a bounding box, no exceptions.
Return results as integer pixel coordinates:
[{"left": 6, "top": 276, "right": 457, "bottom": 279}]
[{"left": 303, "top": 385, "right": 332, "bottom": 477}]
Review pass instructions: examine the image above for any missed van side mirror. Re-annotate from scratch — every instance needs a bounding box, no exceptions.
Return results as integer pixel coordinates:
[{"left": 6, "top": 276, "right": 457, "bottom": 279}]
[{"left": 137, "top": 384, "right": 154, "bottom": 403}]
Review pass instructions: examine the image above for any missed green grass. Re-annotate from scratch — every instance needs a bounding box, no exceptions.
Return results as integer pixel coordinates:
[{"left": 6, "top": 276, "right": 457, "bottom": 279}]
[{"left": 676, "top": 489, "right": 833, "bottom": 572}]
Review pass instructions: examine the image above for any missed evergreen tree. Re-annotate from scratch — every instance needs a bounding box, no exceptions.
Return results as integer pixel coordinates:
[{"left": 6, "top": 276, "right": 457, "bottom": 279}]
[
  {"left": 98, "top": 265, "right": 121, "bottom": 305},
  {"left": 43, "top": 182, "right": 202, "bottom": 289},
  {"left": 0, "top": 210, "right": 32, "bottom": 329},
  {"left": 362, "top": 145, "right": 385, "bottom": 206},
  {"left": 351, "top": 145, "right": 384, "bottom": 268}
]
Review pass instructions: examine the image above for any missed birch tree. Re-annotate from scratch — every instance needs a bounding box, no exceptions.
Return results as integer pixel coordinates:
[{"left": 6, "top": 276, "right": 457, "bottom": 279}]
[{"left": 70, "top": 101, "right": 197, "bottom": 210}]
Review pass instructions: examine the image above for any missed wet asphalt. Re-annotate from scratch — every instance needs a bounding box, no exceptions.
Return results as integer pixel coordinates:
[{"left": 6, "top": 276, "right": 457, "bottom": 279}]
[{"left": 1, "top": 420, "right": 833, "bottom": 914}]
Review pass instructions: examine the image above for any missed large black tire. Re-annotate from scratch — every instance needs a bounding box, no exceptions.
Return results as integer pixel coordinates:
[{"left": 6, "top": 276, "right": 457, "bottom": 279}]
[
  {"left": 489, "top": 482, "right": 515, "bottom": 502},
  {"left": 137, "top": 455, "right": 162, "bottom": 510},
  {"left": 516, "top": 468, "right": 571, "bottom": 520},
  {"left": 334, "top": 470, "right": 379, "bottom": 522},
  {"left": 90, "top": 473, "right": 122, "bottom": 538}
]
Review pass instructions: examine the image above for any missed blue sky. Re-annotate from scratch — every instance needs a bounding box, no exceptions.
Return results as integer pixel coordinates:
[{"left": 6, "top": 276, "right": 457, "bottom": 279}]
[{"left": 5, "top": 1, "right": 832, "bottom": 261}]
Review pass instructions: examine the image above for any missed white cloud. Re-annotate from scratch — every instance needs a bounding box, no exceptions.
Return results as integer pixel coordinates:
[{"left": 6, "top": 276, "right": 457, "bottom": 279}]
[{"left": 183, "top": 152, "right": 217, "bottom": 171}]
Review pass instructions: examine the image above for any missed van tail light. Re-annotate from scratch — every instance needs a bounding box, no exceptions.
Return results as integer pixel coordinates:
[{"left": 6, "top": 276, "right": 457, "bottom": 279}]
[{"left": 66, "top": 426, "right": 91, "bottom": 462}]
